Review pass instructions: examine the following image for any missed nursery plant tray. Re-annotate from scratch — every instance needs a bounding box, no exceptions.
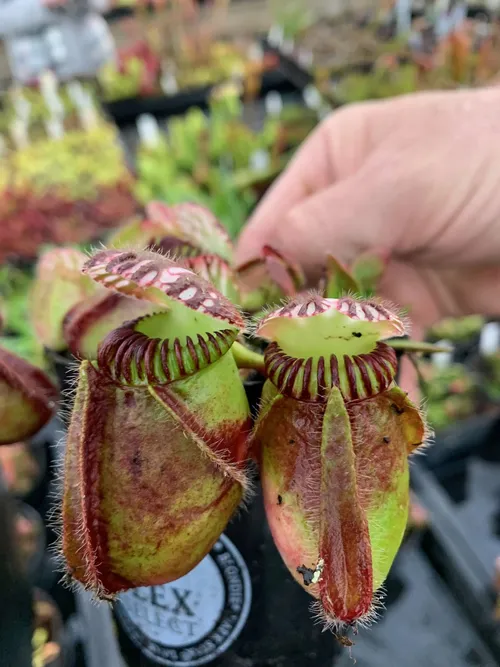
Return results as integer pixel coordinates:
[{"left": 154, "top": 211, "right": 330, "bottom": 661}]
[
  {"left": 218, "top": 487, "right": 340, "bottom": 667},
  {"left": 269, "top": 4, "right": 498, "bottom": 88},
  {"left": 264, "top": 44, "right": 313, "bottom": 93},
  {"left": 104, "top": 68, "right": 299, "bottom": 127},
  {"left": 411, "top": 413, "right": 500, "bottom": 661},
  {"left": 104, "top": 4, "right": 135, "bottom": 22},
  {"left": 335, "top": 536, "right": 498, "bottom": 667}
]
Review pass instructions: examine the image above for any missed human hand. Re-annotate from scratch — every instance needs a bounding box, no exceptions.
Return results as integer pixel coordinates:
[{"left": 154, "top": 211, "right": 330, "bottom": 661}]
[{"left": 235, "top": 88, "right": 500, "bottom": 396}]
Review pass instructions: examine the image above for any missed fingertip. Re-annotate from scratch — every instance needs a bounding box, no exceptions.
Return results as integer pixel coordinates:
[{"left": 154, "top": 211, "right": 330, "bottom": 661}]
[
  {"left": 233, "top": 216, "right": 270, "bottom": 268},
  {"left": 235, "top": 103, "right": 377, "bottom": 270}
]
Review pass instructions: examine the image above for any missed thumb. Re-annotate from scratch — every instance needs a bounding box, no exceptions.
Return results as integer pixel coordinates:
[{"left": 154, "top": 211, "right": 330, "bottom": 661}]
[
  {"left": 261, "top": 168, "right": 399, "bottom": 281},
  {"left": 235, "top": 103, "right": 377, "bottom": 268}
]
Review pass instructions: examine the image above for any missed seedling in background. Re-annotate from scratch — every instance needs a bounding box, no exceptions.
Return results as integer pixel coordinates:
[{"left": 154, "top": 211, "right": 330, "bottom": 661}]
[
  {"left": 32, "top": 593, "right": 62, "bottom": 667},
  {"left": 0, "top": 84, "right": 136, "bottom": 263},
  {"left": 133, "top": 84, "right": 316, "bottom": 239},
  {"left": 297, "top": 5, "right": 500, "bottom": 105},
  {"left": 0, "top": 266, "right": 46, "bottom": 367},
  {"left": 99, "top": 0, "right": 272, "bottom": 104},
  {"left": 428, "top": 314, "right": 485, "bottom": 343},
  {"left": 477, "top": 322, "right": 500, "bottom": 403},
  {"left": 418, "top": 358, "right": 477, "bottom": 430}
]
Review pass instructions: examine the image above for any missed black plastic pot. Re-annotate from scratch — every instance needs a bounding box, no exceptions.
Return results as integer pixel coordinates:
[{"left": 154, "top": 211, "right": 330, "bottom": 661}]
[
  {"left": 104, "top": 0, "right": 213, "bottom": 23},
  {"left": 31, "top": 417, "right": 65, "bottom": 522},
  {"left": 218, "top": 487, "right": 340, "bottom": 667},
  {"left": 104, "top": 4, "right": 135, "bottom": 22},
  {"left": 110, "top": 373, "right": 337, "bottom": 666},
  {"left": 0, "top": 467, "right": 33, "bottom": 667},
  {"left": 264, "top": 44, "right": 312, "bottom": 92},
  {"left": 104, "top": 68, "right": 299, "bottom": 127},
  {"left": 244, "top": 372, "right": 265, "bottom": 416},
  {"left": 113, "top": 485, "right": 340, "bottom": 667}
]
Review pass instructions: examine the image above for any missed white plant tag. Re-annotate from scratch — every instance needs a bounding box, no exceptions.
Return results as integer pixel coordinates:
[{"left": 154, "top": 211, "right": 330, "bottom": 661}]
[
  {"left": 318, "top": 104, "right": 331, "bottom": 121},
  {"left": 303, "top": 84, "right": 322, "bottom": 110},
  {"left": 267, "top": 24, "right": 284, "bottom": 48},
  {"left": 396, "top": 0, "right": 412, "bottom": 35},
  {"left": 248, "top": 42, "right": 264, "bottom": 62},
  {"left": 45, "top": 116, "right": 64, "bottom": 140},
  {"left": 39, "top": 69, "right": 62, "bottom": 113},
  {"left": 160, "top": 71, "right": 179, "bottom": 95},
  {"left": 479, "top": 322, "right": 500, "bottom": 356},
  {"left": 432, "top": 340, "right": 453, "bottom": 369},
  {"left": 435, "top": 0, "right": 450, "bottom": 12},
  {"left": 265, "top": 91, "right": 283, "bottom": 117},
  {"left": 137, "top": 114, "right": 161, "bottom": 148},
  {"left": 10, "top": 119, "right": 29, "bottom": 148},
  {"left": 449, "top": 2, "right": 467, "bottom": 30},
  {"left": 298, "top": 48, "right": 313, "bottom": 69},
  {"left": 78, "top": 92, "right": 98, "bottom": 130},
  {"left": 39, "top": 69, "right": 58, "bottom": 96},
  {"left": 11, "top": 89, "right": 31, "bottom": 122},
  {"left": 66, "top": 81, "right": 87, "bottom": 108},
  {"left": 249, "top": 148, "right": 270, "bottom": 172}
]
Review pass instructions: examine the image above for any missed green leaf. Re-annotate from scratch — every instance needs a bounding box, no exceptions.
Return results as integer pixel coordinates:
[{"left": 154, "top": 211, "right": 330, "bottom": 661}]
[{"left": 324, "top": 255, "right": 361, "bottom": 298}]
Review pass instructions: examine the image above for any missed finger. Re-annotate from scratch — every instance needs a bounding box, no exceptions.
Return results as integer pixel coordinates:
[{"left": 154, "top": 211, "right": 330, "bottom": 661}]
[
  {"left": 250, "top": 163, "right": 401, "bottom": 281},
  {"left": 384, "top": 262, "right": 500, "bottom": 322},
  {"left": 379, "top": 261, "right": 443, "bottom": 332},
  {"left": 235, "top": 125, "right": 334, "bottom": 266},
  {"left": 436, "top": 265, "right": 500, "bottom": 319},
  {"left": 235, "top": 105, "right": 371, "bottom": 266}
]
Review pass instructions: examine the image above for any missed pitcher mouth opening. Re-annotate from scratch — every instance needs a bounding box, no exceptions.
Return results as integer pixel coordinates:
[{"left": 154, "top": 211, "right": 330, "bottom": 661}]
[
  {"left": 84, "top": 248, "right": 244, "bottom": 329},
  {"left": 97, "top": 312, "right": 237, "bottom": 387},
  {"left": 82, "top": 248, "right": 246, "bottom": 387},
  {"left": 264, "top": 340, "right": 398, "bottom": 402},
  {"left": 256, "top": 295, "right": 407, "bottom": 402}
]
